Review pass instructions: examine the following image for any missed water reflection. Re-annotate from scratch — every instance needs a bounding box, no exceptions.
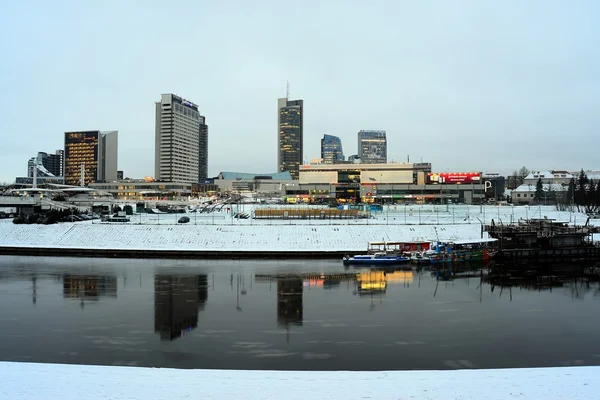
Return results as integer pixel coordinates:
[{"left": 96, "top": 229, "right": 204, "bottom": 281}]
[
  {"left": 63, "top": 275, "right": 118, "bottom": 301},
  {"left": 0, "top": 257, "right": 599, "bottom": 371},
  {"left": 154, "top": 275, "right": 208, "bottom": 341},
  {"left": 277, "top": 279, "right": 303, "bottom": 327}
]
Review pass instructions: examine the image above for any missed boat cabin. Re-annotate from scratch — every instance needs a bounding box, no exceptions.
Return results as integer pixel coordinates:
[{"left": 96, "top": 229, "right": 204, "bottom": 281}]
[{"left": 367, "top": 241, "right": 431, "bottom": 255}]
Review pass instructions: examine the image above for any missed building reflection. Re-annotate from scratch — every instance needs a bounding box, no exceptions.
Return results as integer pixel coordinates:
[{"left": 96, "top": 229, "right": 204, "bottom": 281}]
[
  {"left": 63, "top": 275, "right": 117, "bottom": 301},
  {"left": 357, "top": 271, "right": 387, "bottom": 294},
  {"left": 277, "top": 279, "right": 303, "bottom": 327},
  {"left": 384, "top": 270, "right": 413, "bottom": 286},
  {"left": 154, "top": 275, "right": 208, "bottom": 341}
]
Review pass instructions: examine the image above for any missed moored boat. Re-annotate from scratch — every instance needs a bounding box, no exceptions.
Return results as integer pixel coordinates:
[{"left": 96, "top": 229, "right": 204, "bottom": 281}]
[
  {"left": 367, "top": 241, "right": 431, "bottom": 256},
  {"left": 410, "top": 249, "right": 437, "bottom": 265},
  {"left": 343, "top": 252, "right": 410, "bottom": 266},
  {"left": 428, "top": 238, "right": 498, "bottom": 264}
]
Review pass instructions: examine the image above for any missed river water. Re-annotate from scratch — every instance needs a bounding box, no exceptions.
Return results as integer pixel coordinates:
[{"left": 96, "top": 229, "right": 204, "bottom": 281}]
[{"left": 0, "top": 256, "right": 599, "bottom": 370}]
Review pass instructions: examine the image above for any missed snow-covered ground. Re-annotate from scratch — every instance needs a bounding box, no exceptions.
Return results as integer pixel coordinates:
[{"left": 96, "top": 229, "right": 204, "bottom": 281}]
[
  {"left": 1, "top": 362, "right": 598, "bottom": 400},
  {"left": 0, "top": 205, "right": 595, "bottom": 252}
]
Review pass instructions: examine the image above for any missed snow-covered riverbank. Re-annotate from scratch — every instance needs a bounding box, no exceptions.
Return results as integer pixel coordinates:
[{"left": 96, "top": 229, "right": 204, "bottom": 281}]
[
  {"left": 1, "top": 362, "right": 598, "bottom": 400},
  {"left": 0, "top": 205, "right": 594, "bottom": 253}
]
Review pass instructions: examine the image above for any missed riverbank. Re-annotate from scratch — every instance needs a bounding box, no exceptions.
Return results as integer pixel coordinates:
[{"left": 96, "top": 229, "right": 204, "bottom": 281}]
[
  {"left": 1, "top": 362, "right": 598, "bottom": 400},
  {"left": 0, "top": 220, "right": 484, "bottom": 258}
]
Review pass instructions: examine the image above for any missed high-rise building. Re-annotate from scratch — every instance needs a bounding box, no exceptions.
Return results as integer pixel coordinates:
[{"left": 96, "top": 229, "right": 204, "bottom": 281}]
[
  {"left": 27, "top": 150, "right": 64, "bottom": 178},
  {"left": 198, "top": 117, "right": 208, "bottom": 181},
  {"left": 64, "top": 130, "right": 118, "bottom": 186},
  {"left": 277, "top": 97, "right": 303, "bottom": 180},
  {"left": 99, "top": 130, "right": 119, "bottom": 182},
  {"left": 320, "top": 134, "right": 345, "bottom": 164},
  {"left": 155, "top": 93, "right": 208, "bottom": 184},
  {"left": 358, "top": 130, "right": 387, "bottom": 164}
]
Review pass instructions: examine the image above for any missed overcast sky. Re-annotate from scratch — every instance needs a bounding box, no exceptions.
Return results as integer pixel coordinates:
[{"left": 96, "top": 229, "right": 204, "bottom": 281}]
[{"left": 1, "top": 0, "right": 598, "bottom": 183}]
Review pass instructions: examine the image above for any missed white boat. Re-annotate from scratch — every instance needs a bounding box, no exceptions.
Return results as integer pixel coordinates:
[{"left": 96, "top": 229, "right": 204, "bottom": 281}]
[{"left": 343, "top": 252, "right": 410, "bottom": 266}]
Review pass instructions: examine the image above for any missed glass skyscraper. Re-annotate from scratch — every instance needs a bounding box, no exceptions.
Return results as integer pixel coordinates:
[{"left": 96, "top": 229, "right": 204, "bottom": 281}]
[
  {"left": 320, "top": 134, "right": 345, "bottom": 164},
  {"left": 358, "top": 130, "right": 387, "bottom": 164},
  {"left": 277, "top": 97, "right": 303, "bottom": 179}
]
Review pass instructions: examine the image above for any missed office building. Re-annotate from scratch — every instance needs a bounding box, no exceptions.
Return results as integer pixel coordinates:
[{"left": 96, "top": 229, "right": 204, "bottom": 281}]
[
  {"left": 320, "top": 134, "right": 345, "bottom": 164},
  {"left": 27, "top": 150, "right": 64, "bottom": 178},
  {"left": 64, "top": 130, "right": 118, "bottom": 186},
  {"left": 277, "top": 97, "right": 303, "bottom": 180},
  {"left": 155, "top": 93, "right": 208, "bottom": 184},
  {"left": 358, "top": 130, "right": 387, "bottom": 164},
  {"left": 199, "top": 117, "right": 208, "bottom": 180}
]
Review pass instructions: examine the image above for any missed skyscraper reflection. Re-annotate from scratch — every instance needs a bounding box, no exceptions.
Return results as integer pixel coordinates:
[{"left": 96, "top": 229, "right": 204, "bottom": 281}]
[
  {"left": 63, "top": 275, "right": 118, "bottom": 301},
  {"left": 154, "top": 275, "right": 208, "bottom": 341},
  {"left": 277, "top": 279, "right": 303, "bottom": 327}
]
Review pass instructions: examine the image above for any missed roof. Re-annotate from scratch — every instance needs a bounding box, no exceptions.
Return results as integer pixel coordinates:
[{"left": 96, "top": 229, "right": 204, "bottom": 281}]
[
  {"left": 525, "top": 171, "right": 574, "bottom": 180},
  {"left": 217, "top": 171, "right": 293, "bottom": 180},
  {"left": 433, "top": 238, "right": 498, "bottom": 245},
  {"left": 513, "top": 183, "right": 567, "bottom": 192}
]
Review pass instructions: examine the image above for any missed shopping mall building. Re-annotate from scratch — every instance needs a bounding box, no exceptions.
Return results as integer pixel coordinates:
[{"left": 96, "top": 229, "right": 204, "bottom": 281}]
[{"left": 293, "top": 162, "right": 486, "bottom": 204}]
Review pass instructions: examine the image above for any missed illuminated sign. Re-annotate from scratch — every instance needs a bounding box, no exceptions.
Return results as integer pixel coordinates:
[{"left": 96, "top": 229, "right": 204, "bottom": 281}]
[
  {"left": 182, "top": 99, "right": 194, "bottom": 107},
  {"left": 427, "top": 172, "right": 481, "bottom": 184}
]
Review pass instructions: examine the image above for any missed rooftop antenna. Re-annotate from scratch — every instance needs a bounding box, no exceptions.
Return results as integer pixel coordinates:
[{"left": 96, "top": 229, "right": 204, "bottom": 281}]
[
  {"left": 407, "top": 154, "right": 410, "bottom": 163},
  {"left": 286, "top": 81, "right": 290, "bottom": 100}
]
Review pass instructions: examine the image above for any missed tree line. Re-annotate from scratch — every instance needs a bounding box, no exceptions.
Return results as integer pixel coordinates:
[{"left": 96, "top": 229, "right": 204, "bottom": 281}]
[{"left": 555, "top": 169, "right": 600, "bottom": 214}]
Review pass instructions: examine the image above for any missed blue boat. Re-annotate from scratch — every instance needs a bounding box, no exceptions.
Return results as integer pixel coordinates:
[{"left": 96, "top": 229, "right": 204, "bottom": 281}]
[{"left": 343, "top": 252, "right": 410, "bottom": 266}]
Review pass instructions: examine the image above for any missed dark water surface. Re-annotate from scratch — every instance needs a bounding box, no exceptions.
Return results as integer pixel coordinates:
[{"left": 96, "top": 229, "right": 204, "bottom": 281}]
[{"left": 0, "top": 256, "right": 599, "bottom": 371}]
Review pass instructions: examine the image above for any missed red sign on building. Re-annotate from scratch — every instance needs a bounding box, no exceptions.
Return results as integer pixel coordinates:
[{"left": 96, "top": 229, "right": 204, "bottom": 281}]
[{"left": 427, "top": 172, "right": 481, "bottom": 184}]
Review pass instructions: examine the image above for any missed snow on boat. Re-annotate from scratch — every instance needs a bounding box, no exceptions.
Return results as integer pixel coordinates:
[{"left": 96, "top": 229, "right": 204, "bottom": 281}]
[{"left": 343, "top": 252, "right": 410, "bottom": 266}]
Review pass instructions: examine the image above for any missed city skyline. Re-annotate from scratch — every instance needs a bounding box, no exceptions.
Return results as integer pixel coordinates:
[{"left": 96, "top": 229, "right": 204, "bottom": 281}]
[{"left": 1, "top": 1, "right": 599, "bottom": 183}]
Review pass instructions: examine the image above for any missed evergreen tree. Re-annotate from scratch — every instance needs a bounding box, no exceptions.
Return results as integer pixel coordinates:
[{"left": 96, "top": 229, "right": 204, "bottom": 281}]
[
  {"left": 534, "top": 178, "right": 544, "bottom": 203},
  {"left": 575, "top": 169, "right": 589, "bottom": 210},
  {"left": 546, "top": 184, "right": 557, "bottom": 205},
  {"left": 594, "top": 181, "right": 600, "bottom": 213},
  {"left": 567, "top": 177, "right": 575, "bottom": 208},
  {"left": 587, "top": 179, "right": 596, "bottom": 213}
]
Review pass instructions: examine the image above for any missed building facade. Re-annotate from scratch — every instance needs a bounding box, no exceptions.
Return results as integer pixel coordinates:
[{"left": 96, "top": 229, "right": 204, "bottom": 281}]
[
  {"left": 27, "top": 150, "right": 64, "bottom": 179},
  {"left": 155, "top": 94, "right": 207, "bottom": 184},
  {"left": 88, "top": 180, "right": 192, "bottom": 199},
  {"left": 214, "top": 171, "right": 293, "bottom": 194},
  {"left": 99, "top": 131, "right": 118, "bottom": 182},
  {"left": 199, "top": 117, "right": 209, "bottom": 180},
  {"left": 320, "top": 134, "right": 345, "bottom": 164},
  {"left": 292, "top": 163, "right": 484, "bottom": 204},
  {"left": 64, "top": 130, "right": 118, "bottom": 186},
  {"left": 358, "top": 130, "right": 387, "bottom": 164},
  {"left": 277, "top": 97, "right": 303, "bottom": 180}
]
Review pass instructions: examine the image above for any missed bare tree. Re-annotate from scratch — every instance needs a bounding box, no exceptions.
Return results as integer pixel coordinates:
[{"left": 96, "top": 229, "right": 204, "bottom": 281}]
[{"left": 517, "top": 166, "right": 530, "bottom": 186}]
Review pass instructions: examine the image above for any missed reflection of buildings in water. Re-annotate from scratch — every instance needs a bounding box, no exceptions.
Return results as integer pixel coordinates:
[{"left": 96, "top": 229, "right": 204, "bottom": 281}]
[
  {"left": 154, "top": 275, "right": 208, "bottom": 341},
  {"left": 63, "top": 275, "right": 118, "bottom": 300},
  {"left": 357, "top": 271, "right": 387, "bottom": 294},
  {"left": 485, "top": 274, "right": 600, "bottom": 300},
  {"left": 384, "top": 270, "right": 413, "bottom": 285},
  {"left": 277, "top": 279, "right": 303, "bottom": 327}
]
